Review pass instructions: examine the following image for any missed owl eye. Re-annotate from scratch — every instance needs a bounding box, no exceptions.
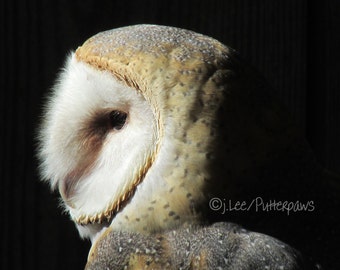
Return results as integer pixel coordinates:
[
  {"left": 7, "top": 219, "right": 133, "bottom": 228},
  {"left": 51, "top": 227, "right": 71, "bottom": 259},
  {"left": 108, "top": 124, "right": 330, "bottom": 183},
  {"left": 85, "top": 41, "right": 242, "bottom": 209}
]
[{"left": 109, "top": 110, "right": 128, "bottom": 130}]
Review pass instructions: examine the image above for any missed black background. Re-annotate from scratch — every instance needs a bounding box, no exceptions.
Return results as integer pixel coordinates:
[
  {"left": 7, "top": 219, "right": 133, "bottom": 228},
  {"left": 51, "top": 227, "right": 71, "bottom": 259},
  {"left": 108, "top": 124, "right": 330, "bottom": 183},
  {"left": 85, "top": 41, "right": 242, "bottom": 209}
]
[{"left": 1, "top": 0, "right": 339, "bottom": 269}]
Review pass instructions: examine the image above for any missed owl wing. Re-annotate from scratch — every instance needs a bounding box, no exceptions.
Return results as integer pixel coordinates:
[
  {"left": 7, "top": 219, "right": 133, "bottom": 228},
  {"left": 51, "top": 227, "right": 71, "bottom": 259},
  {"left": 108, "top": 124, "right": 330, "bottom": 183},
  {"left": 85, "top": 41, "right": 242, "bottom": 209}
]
[{"left": 85, "top": 222, "right": 304, "bottom": 270}]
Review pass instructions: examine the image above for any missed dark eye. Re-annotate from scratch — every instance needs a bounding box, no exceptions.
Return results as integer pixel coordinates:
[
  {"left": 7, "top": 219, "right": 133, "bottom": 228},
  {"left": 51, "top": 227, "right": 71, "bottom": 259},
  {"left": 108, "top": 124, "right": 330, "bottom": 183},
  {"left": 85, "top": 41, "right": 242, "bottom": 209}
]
[{"left": 109, "top": 110, "right": 128, "bottom": 130}]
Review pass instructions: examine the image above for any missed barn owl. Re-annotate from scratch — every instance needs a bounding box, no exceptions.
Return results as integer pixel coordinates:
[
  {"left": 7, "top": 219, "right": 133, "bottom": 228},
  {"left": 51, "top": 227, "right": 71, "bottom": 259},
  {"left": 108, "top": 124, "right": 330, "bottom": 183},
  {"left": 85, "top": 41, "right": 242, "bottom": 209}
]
[{"left": 38, "top": 25, "right": 307, "bottom": 269}]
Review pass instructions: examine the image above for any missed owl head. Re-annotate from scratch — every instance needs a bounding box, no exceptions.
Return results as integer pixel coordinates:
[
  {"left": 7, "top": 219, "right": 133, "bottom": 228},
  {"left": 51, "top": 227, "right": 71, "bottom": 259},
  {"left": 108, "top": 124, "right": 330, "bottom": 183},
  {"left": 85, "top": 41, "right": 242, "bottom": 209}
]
[{"left": 38, "top": 25, "right": 300, "bottom": 240}]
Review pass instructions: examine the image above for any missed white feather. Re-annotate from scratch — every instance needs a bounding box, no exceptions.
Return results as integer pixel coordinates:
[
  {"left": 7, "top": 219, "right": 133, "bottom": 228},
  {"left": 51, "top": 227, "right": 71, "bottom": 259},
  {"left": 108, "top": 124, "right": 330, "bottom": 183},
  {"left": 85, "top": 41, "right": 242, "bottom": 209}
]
[{"left": 38, "top": 53, "right": 157, "bottom": 232}]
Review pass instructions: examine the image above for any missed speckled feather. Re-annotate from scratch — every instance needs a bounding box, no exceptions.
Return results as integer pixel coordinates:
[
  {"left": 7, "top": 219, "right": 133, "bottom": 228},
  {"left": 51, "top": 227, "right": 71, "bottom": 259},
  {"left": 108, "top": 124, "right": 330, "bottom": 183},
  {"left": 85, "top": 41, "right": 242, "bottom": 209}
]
[{"left": 85, "top": 222, "right": 303, "bottom": 270}]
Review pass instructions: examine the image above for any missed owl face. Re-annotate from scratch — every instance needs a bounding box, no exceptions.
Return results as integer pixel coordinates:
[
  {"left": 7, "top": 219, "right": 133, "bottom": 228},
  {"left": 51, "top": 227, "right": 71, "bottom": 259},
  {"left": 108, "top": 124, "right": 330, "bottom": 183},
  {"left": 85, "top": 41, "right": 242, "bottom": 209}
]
[{"left": 39, "top": 54, "right": 159, "bottom": 231}]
